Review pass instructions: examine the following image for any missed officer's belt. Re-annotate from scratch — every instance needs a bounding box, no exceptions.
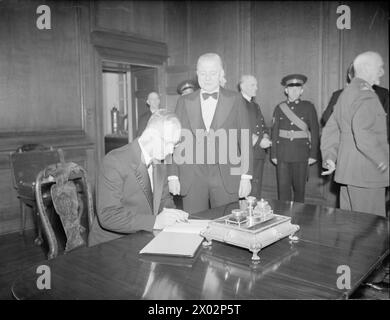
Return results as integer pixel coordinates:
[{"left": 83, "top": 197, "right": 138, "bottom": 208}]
[
  {"left": 279, "top": 102, "right": 311, "bottom": 142},
  {"left": 279, "top": 129, "right": 309, "bottom": 140}
]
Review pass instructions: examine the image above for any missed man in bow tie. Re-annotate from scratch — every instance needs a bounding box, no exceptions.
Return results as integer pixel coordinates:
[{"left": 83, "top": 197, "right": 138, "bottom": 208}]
[
  {"left": 89, "top": 109, "right": 188, "bottom": 246},
  {"left": 168, "top": 53, "right": 253, "bottom": 214},
  {"left": 239, "top": 75, "right": 272, "bottom": 199}
]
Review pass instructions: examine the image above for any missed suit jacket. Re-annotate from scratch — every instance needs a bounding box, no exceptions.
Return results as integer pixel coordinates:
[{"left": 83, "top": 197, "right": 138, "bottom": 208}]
[
  {"left": 244, "top": 97, "right": 268, "bottom": 160},
  {"left": 169, "top": 87, "right": 253, "bottom": 195},
  {"left": 321, "top": 77, "right": 389, "bottom": 188},
  {"left": 137, "top": 109, "right": 152, "bottom": 137},
  {"left": 271, "top": 99, "right": 319, "bottom": 162},
  {"left": 88, "top": 139, "right": 175, "bottom": 246}
]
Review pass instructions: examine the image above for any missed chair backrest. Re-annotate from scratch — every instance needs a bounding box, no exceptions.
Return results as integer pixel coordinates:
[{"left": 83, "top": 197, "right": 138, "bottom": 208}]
[
  {"left": 35, "top": 162, "right": 95, "bottom": 259},
  {"left": 10, "top": 145, "right": 65, "bottom": 198}
]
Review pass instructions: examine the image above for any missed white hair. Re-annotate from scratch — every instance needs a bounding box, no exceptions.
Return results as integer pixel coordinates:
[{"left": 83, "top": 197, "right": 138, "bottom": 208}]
[
  {"left": 353, "top": 51, "right": 383, "bottom": 80},
  {"left": 239, "top": 75, "right": 256, "bottom": 90},
  {"left": 197, "top": 53, "right": 226, "bottom": 87}
]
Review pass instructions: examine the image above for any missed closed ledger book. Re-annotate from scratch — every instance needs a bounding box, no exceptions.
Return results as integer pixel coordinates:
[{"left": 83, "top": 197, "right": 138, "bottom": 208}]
[{"left": 139, "top": 220, "right": 210, "bottom": 257}]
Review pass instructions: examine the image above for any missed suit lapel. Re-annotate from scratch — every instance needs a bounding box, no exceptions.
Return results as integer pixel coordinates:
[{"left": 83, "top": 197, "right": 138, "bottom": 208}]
[
  {"left": 135, "top": 163, "right": 153, "bottom": 213},
  {"left": 185, "top": 91, "right": 206, "bottom": 134},
  {"left": 211, "top": 87, "right": 234, "bottom": 129},
  {"left": 152, "top": 164, "right": 164, "bottom": 215},
  {"left": 129, "top": 140, "right": 153, "bottom": 213}
]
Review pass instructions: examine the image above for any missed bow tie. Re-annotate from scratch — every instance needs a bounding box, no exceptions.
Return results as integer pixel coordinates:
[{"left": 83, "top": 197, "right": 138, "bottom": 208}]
[{"left": 202, "top": 92, "right": 218, "bottom": 100}]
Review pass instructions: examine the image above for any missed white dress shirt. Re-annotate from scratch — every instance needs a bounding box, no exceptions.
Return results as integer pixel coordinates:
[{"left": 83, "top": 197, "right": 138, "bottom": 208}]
[
  {"left": 168, "top": 88, "right": 252, "bottom": 181},
  {"left": 200, "top": 88, "right": 219, "bottom": 131},
  {"left": 241, "top": 92, "right": 252, "bottom": 103},
  {"left": 138, "top": 140, "right": 153, "bottom": 192}
]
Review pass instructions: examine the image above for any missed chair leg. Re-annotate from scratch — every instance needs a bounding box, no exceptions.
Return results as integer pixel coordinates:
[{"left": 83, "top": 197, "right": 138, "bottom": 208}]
[
  {"left": 19, "top": 201, "right": 26, "bottom": 235},
  {"left": 33, "top": 204, "right": 43, "bottom": 246}
]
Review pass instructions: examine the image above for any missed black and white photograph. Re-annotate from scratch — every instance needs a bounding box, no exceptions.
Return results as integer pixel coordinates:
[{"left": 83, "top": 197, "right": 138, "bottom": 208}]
[{"left": 0, "top": 0, "right": 388, "bottom": 306}]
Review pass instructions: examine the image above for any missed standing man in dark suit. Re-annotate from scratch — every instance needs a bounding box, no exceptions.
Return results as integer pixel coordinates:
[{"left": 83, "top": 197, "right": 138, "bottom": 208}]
[
  {"left": 168, "top": 53, "right": 253, "bottom": 214},
  {"left": 239, "top": 75, "right": 271, "bottom": 199},
  {"left": 89, "top": 110, "right": 188, "bottom": 246},
  {"left": 271, "top": 74, "right": 319, "bottom": 203},
  {"left": 321, "top": 51, "right": 389, "bottom": 216},
  {"left": 137, "top": 91, "right": 160, "bottom": 137}
]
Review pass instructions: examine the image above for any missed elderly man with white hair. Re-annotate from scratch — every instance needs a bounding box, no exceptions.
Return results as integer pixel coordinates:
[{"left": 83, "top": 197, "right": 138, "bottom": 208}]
[
  {"left": 168, "top": 53, "right": 253, "bottom": 214},
  {"left": 239, "top": 75, "right": 271, "bottom": 199},
  {"left": 321, "top": 51, "right": 389, "bottom": 216}
]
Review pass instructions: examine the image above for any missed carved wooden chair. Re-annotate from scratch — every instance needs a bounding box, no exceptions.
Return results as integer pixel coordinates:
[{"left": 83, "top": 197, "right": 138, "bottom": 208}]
[
  {"left": 9, "top": 144, "right": 64, "bottom": 244},
  {"left": 35, "top": 161, "right": 94, "bottom": 259}
]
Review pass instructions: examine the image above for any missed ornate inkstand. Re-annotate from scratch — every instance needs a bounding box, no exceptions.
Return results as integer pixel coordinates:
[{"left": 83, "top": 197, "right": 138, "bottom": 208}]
[{"left": 201, "top": 197, "right": 300, "bottom": 261}]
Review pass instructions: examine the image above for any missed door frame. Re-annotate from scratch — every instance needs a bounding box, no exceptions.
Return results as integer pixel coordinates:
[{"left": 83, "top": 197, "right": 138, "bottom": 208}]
[{"left": 91, "top": 30, "right": 168, "bottom": 182}]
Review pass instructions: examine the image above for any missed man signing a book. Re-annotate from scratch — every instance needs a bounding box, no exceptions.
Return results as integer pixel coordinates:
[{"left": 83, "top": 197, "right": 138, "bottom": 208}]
[{"left": 89, "top": 109, "right": 188, "bottom": 246}]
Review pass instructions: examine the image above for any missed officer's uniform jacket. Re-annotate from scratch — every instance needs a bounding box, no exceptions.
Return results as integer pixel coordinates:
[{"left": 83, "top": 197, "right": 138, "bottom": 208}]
[
  {"left": 271, "top": 99, "right": 319, "bottom": 162},
  {"left": 321, "top": 77, "right": 389, "bottom": 188},
  {"left": 244, "top": 98, "right": 268, "bottom": 160}
]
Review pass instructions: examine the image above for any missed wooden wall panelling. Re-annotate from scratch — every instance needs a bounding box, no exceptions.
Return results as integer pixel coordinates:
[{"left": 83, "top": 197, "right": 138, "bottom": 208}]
[
  {"left": 0, "top": 1, "right": 96, "bottom": 235},
  {"left": 164, "top": 1, "right": 190, "bottom": 110},
  {"left": 188, "top": 1, "right": 242, "bottom": 91},
  {"left": 0, "top": 0, "right": 83, "bottom": 133},
  {"left": 93, "top": 0, "right": 165, "bottom": 42}
]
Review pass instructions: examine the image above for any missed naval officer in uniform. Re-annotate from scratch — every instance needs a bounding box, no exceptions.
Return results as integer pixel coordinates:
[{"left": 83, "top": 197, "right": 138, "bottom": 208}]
[
  {"left": 239, "top": 75, "right": 272, "bottom": 199},
  {"left": 270, "top": 74, "right": 319, "bottom": 203}
]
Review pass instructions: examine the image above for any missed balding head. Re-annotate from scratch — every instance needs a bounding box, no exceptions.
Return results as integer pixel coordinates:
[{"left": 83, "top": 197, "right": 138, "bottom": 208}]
[
  {"left": 353, "top": 51, "right": 384, "bottom": 86},
  {"left": 146, "top": 92, "right": 160, "bottom": 113},
  {"left": 239, "top": 75, "right": 258, "bottom": 98},
  {"left": 196, "top": 53, "right": 226, "bottom": 92}
]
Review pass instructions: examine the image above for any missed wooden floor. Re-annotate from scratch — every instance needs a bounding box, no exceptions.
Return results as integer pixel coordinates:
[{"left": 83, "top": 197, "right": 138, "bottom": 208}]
[{"left": 0, "top": 228, "right": 388, "bottom": 300}]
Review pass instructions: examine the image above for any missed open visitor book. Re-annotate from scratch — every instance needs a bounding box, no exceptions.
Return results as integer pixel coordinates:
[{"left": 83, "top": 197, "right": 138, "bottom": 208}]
[{"left": 139, "top": 219, "right": 210, "bottom": 257}]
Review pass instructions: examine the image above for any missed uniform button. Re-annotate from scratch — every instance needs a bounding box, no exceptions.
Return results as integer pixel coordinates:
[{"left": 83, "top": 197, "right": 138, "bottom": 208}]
[
  {"left": 291, "top": 107, "right": 294, "bottom": 110},
  {"left": 290, "top": 122, "right": 294, "bottom": 125},
  {"left": 277, "top": 141, "right": 279, "bottom": 144},
  {"left": 301, "top": 117, "right": 304, "bottom": 119}
]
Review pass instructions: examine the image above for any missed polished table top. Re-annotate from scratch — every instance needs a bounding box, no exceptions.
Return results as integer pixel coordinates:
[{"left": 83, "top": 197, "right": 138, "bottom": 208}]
[{"left": 11, "top": 200, "right": 389, "bottom": 299}]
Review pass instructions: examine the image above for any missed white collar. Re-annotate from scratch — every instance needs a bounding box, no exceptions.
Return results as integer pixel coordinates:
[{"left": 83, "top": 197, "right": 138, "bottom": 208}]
[
  {"left": 138, "top": 140, "right": 152, "bottom": 167},
  {"left": 200, "top": 87, "right": 220, "bottom": 95},
  {"left": 241, "top": 92, "right": 252, "bottom": 102}
]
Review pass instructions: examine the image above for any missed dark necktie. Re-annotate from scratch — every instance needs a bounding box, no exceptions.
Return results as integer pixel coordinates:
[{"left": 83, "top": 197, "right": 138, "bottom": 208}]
[{"left": 202, "top": 92, "right": 218, "bottom": 100}]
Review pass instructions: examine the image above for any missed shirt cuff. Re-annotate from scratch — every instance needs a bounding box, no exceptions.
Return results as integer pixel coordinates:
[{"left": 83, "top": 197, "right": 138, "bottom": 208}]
[
  {"left": 167, "top": 175, "right": 179, "bottom": 181},
  {"left": 241, "top": 174, "right": 252, "bottom": 180}
]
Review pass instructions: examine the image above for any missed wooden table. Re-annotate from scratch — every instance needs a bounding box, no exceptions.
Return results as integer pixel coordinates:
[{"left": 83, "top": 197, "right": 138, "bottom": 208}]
[{"left": 11, "top": 200, "right": 389, "bottom": 299}]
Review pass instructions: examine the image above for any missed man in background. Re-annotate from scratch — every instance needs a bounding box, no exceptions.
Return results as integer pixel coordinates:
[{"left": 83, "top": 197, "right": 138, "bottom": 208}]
[
  {"left": 239, "top": 75, "right": 271, "bottom": 199},
  {"left": 270, "top": 74, "right": 319, "bottom": 203},
  {"left": 137, "top": 91, "right": 160, "bottom": 136}
]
